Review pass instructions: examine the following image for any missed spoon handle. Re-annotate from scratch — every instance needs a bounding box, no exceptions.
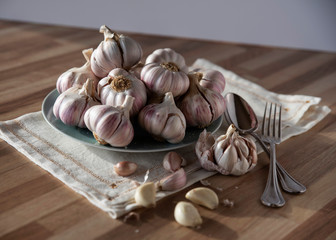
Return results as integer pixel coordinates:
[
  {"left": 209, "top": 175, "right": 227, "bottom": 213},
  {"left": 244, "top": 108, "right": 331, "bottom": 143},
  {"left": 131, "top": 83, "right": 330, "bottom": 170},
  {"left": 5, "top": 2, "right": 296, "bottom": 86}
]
[{"left": 250, "top": 132, "right": 306, "bottom": 194}]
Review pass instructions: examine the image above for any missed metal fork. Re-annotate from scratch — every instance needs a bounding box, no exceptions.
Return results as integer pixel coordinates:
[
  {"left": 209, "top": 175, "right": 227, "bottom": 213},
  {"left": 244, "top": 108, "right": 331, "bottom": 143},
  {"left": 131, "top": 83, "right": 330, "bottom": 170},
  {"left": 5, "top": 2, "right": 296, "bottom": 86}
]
[{"left": 260, "top": 102, "right": 285, "bottom": 207}]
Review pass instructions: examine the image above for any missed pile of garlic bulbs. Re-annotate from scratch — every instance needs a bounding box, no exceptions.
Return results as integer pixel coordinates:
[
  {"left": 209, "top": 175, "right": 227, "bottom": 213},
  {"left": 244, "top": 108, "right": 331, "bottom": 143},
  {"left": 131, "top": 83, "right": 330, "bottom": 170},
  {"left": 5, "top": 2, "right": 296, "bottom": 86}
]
[{"left": 53, "top": 25, "right": 226, "bottom": 147}]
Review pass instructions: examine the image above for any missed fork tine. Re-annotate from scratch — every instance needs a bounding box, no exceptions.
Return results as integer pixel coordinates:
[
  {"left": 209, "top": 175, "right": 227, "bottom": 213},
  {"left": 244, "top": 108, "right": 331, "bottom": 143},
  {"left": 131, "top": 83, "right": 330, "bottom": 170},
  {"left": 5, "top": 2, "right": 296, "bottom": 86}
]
[
  {"left": 278, "top": 104, "right": 282, "bottom": 140},
  {"left": 268, "top": 103, "right": 273, "bottom": 137},
  {"left": 262, "top": 102, "right": 268, "bottom": 135},
  {"left": 273, "top": 103, "right": 277, "bottom": 138}
]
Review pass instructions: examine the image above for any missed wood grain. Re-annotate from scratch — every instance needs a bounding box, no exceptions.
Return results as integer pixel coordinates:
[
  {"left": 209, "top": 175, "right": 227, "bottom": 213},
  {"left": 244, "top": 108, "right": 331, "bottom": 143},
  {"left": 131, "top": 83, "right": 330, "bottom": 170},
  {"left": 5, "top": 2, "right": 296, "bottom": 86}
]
[{"left": 0, "top": 20, "right": 335, "bottom": 240}]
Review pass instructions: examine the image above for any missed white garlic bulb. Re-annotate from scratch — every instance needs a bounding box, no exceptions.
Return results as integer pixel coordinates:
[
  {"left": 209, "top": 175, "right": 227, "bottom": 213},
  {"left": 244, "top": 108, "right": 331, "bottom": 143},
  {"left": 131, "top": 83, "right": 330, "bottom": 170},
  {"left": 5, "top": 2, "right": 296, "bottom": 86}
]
[
  {"left": 140, "top": 48, "right": 189, "bottom": 97},
  {"left": 177, "top": 72, "right": 226, "bottom": 128},
  {"left": 53, "top": 79, "right": 100, "bottom": 128},
  {"left": 192, "top": 68, "right": 226, "bottom": 93},
  {"left": 56, "top": 48, "right": 99, "bottom": 94},
  {"left": 84, "top": 95, "right": 134, "bottom": 147},
  {"left": 138, "top": 92, "right": 186, "bottom": 144},
  {"left": 91, "top": 25, "right": 143, "bottom": 78},
  {"left": 98, "top": 68, "right": 147, "bottom": 116},
  {"left": 195, "top": 124, "right": 258, "bottom": 176}
]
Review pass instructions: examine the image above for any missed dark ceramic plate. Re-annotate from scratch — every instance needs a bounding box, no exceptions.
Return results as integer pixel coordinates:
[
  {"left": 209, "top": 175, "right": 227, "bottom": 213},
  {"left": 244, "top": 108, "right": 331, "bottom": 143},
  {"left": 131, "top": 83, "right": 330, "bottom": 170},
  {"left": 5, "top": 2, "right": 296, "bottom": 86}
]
[{"left": 42, "top": 89, "right": 223, "bottom": 152}]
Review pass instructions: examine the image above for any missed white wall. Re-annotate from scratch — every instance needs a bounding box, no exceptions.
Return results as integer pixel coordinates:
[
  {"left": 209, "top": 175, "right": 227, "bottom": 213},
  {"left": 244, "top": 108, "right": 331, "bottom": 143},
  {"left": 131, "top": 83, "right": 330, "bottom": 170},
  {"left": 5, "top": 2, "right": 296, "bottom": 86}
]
[{"left": 0, "top": 0, "right": 335, "bottom": 52}]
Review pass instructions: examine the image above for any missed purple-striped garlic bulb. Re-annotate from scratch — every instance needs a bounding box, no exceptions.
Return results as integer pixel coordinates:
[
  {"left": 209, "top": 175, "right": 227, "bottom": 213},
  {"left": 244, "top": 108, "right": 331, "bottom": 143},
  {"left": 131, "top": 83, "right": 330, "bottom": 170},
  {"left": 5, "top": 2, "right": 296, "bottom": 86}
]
[
  {"left": 98, "top": 68, "right": 147, "bottom": 116},
  {"left": 53, "top": 79, "right": 100, "bottom": 128},
  {"left": 138, "top": 92, "right": 186, "bottom": 144},
  {"left": 90, "top": 25, "right": 143, "bottom": 78},
  {"left": 56, "top": 48, "right": 99, "bottom": 94},
  {"left": 84, "top": 95, "right": 134, "bottom": 147},
  {"left": 192, "top": 68, "right": 226, "bottom": 93},
  {"left": 177, "top": 72, "right": 226, "bottom": 128},
  {"left": 140, "top": 48, "right": 189, "bottom": 97},
  {"left": 195, "top": 124, "right": 257, "bottom": 176}
]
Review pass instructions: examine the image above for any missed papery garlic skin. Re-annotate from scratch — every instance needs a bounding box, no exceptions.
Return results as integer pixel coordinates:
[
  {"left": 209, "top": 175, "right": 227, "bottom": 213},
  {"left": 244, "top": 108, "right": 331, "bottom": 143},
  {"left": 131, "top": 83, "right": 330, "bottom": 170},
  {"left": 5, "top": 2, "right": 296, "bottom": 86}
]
[
  {"left": 91, "top": 25, "right": 142, "bottom": 78},
  {"left": 141, "top": 48, "right": 189, "bottom": 97},
  {"left": 192, "top": 68, "right": 226, "bottom": 93},
  {"left": 195, "top": 125, "right": 258, "bottom": 176},
  {"left": 98, "top": 68, "right": 147, "bottom": 116},
  {"left": 84, "top": 95, "right": 134, "bottom": 147},
  {"left": 177, "top": 72, "right": 226, "bottom": 128},
  {"left": 174, "top": 201, "right": 202, "bottom": 227},
  {"left": 159, "top": 168, "right": 187, "bottom": 191},
  {"left": 53, "top": 79, "right": 100, "bottom": 128},
  {"left": 138, "top": 92, "right": 186, "bottom": 143},
  {"left": 163, "top": 151, "right": 186, "bottom": 172},
  {"left": 56, "top": 48, "right": 99, "bottom": 94}
]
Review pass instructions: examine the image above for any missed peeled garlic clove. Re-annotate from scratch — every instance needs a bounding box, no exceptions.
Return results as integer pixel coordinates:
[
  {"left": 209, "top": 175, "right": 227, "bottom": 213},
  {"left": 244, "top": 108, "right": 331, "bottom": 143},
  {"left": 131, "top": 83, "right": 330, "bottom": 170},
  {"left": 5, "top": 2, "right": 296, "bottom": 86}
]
[
  {"left": 138, "top": 92, "right": 186, "bottom": 143},
  {"left": 91, "top": 25, "right": 142, "bottom": 77},
  {"left": 84, "top": 95, "right": 134, "bottom": 147},
  {"left": 53, "top": 79, "right": 100, "bottom": 128},
  {"left": 56, "top": 48, "right": 99, "bottom": 94},
  {"left": 174, "top": 201, "right": 202, "bottom": 227},
  {"left": 114, "top": 161, "right": 137, "bottom": 176},
  {"left": 98, "top": 68, "right": 147, "bottom": 116},
  {"left": 134, "top": 182, "right": 156, "bottom": 208},
  {"left": 185, "top": 187, "right": 219, "bottom": 210},
  {"left": 163, "top": 151, "right": 186, "bottom": 172},
  {"left": 141, "top": 48, "right": 189, "bottom": 97},
  {"left": 177, "top": 72, "right": 226, "bottom": 128},
  {"left": 192, "top": 68, "right": 226, "bottom": 94},
  {"left": 159, "top": 168, "right": 187, "bottom": 191}
]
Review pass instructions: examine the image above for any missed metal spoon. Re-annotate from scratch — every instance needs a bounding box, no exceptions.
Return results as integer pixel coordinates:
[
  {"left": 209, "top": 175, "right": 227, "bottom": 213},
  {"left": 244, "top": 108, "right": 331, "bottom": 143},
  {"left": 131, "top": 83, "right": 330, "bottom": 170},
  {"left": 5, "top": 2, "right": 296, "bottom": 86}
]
[{"left": 224, "top": 92, "right": 306, "bottom": 194}]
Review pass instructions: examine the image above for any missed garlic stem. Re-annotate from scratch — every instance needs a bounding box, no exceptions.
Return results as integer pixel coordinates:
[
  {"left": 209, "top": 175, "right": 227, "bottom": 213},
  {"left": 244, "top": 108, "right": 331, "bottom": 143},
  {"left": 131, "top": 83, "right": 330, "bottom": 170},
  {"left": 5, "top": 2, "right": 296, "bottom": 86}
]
[
  {"left": 120, "top": 95, "right": 134, "bottom": 119},
  {"left": 82, "top": 48, "right": 93, "bottom": 62},
  {"left": 99, "top": 25, "right": 120, "bottom": 42},
  {"left": 78, "top": 79, "right": 95, "bottom": 98}
]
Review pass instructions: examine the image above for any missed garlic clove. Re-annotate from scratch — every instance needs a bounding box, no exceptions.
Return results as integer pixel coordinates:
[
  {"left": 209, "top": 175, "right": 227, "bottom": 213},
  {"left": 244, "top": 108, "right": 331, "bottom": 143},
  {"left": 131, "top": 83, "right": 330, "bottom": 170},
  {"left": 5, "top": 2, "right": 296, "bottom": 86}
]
[
  {"left": 216, "top": 145, "right": 238, "bottom": 172},
  {"left": 162, "top": 151, "right": 185, "bottom": 172},
  {"left": 134, "top": 182, "right": 156, "bottom": 208},
  {"left": 185, "top": 187, "right": 219, "bottom": 210},
  {"left": 159, "top": 168, "right": 187, "bottom": 191},
  {"left": 114, "top": 161, "right": 137, "bottom": 176},
  {"left": 174, "top": 201, "right": 202, "bottom": 227}
]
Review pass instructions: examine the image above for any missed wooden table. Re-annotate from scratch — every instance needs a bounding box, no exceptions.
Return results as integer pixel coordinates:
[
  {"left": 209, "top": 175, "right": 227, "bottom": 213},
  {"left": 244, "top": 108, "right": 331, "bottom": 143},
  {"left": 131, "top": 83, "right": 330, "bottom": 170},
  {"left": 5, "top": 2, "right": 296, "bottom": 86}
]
[{"left": 1, "top": 20, "right": 335, "bottom": 240}]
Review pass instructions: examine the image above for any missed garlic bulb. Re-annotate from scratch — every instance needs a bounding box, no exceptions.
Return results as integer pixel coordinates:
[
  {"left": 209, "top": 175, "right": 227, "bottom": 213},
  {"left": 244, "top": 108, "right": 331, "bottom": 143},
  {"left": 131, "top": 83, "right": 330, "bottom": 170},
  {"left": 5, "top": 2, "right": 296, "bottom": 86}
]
[
  {"left": 195, "top": 124, "right": 258, "bottom": 176},
  {"left": 138, "top": 92, "right": 186, "bottom": 143},
  {"left": 192, "top": 68, "right": 226, "bottom": 93},
  {"left": 56, "top": 48, "right": 99, "bottom": 94},
  {"left": 98, "top": 68, "right": 147, "bottom": 116},
  {"left": 84, "top": 95, "right": 134, "bottom": 147},
  {"left": 177, "top": 72, "right": 226, "bottom": 128},
  {"left": 53, "top": 79, "right": 100, "bottom": 128},
  {"left": 91, "top": 25, "right": 143, "bottom": 78},
  {"left": 141, "top": 48, "right": 189, "bottom": 97}
]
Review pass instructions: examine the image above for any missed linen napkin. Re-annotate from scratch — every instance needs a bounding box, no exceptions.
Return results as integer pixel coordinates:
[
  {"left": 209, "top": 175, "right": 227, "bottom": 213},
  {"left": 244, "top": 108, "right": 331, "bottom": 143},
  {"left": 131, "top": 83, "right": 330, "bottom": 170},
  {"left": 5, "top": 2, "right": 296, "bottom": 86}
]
[{"left": 0, "top": 59, "right": 330, "bottom": 219}]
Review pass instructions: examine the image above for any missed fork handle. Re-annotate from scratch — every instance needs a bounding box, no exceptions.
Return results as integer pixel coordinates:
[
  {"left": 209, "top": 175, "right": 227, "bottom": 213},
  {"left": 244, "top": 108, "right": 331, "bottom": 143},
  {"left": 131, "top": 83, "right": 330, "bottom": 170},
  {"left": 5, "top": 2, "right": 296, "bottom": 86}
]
[
  {"left": 260, "top": 143, "right": 285, "bottom": 207},
  {"left": 250, "top": 132, "right": 306, "bottom": 194}
]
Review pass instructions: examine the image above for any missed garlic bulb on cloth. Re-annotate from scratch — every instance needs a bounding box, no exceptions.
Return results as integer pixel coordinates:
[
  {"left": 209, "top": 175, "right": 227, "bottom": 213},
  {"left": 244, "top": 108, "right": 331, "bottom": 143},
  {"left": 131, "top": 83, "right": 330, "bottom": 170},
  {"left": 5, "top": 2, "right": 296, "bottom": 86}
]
[
  {"left": 140, "top": 48, "right": 189, "bottom": 97},
  {"left": 90, "top": 25, "right": 143, "bottom": 78},
  {"left": 138, "top": 92, "right": 186, "bottom": 144},
  {"left": 191, "top": 68, "right": 226, "bottom": 94},
  {"left": 53, "top": 79, "right": 100, "bottom": 128},
  {"left": 56, "top": 48, "right": 99, "bottom": 94},
  {"left": 84, "top": 95, "right": 134, "bottom": 147},
  {"left": 177, "top": 71, "right": 226, "bottom": 128},
  {"left": 195, "top": 124, "right": 257, "bottom": 176},
  {"left": 98, "top": 68, "right": 147, "bottom": 117}
]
